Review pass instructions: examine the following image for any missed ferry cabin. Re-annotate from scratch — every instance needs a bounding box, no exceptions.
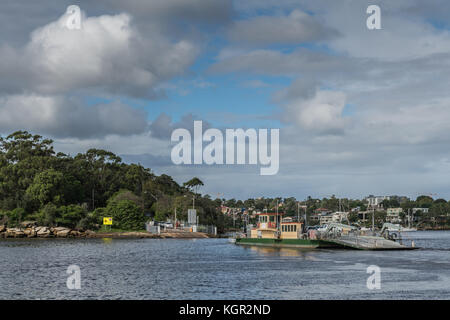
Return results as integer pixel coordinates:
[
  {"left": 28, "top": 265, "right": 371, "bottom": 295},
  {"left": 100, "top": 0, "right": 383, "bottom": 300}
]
[{"left": 250, "top": 213, "right": 303, "bottom": 239}]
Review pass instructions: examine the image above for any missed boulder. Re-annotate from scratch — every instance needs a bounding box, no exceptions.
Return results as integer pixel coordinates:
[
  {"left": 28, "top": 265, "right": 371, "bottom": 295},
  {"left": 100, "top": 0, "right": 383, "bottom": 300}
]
[
  {"left": 6, "top": 228, "right": 25, "bottom": 238},
  {"left": 36, "top": 227, "right": 51, "bottom": 238},
  {"left": 85, "top": 230, "right": 96, "bottom": 238},
  {"left": 0, "top": 225, "right": 6, "bottom": 233},
  {"left": 20, "top": 221, "right": 37, "bottom": 228},
  {"left": 69, "top": 230, "right": 80, "bottom": 237},
  {"left": 24, "top": 228, "right": 37, "bottom": 238},
  {"left": 55, "top": 228, "right": 71, "bottom": 237}
]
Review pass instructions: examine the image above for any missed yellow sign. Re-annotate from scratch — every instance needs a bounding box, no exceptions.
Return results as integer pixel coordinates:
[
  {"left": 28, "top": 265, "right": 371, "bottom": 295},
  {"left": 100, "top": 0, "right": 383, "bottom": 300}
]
[{"left": 103, "top": 217, "right": 113, "bottom": 225}]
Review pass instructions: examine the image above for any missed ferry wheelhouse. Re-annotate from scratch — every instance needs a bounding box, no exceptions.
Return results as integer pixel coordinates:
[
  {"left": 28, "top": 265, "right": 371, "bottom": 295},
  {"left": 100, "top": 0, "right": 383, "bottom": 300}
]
[{"left": 250, "top": 213, "right": 303, "bottom": 239}]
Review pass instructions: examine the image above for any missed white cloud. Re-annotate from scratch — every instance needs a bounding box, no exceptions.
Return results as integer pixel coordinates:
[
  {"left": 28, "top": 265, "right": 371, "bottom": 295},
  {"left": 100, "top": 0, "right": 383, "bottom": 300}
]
[
  {"left": 0, "top": 10, "right": 198, "bottom": 98},
  {"left": 283, "top": 90, "right": 348, "bottom": 134}
]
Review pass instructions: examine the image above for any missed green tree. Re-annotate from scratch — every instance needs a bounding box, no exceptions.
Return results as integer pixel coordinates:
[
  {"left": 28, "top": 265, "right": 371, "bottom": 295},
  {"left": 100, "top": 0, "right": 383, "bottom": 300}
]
[
  {"left": 107, "top": 199, "right": 146, "bottom": 230},
  {"left": 55, "top": 205, "right": 87, "bottom": 228},
  {"left": 183, "top": 177, "right": 204, "bottom": 194}
]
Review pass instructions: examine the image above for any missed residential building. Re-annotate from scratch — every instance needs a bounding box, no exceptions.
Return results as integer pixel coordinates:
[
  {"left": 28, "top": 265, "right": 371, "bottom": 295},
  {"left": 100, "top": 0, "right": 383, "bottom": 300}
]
[
  {"left": 365, "top": 195, "right": 390, "bottom": 208},
  {"left": 386, "top": 207, "right": 403, "bottom": 223}
]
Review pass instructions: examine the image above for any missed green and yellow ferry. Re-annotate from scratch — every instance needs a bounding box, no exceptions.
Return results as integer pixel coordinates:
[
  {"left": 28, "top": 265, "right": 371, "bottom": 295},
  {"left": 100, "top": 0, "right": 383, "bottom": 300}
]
[{"left": 234, "top": 212, "right": 348, "bottom": 249}]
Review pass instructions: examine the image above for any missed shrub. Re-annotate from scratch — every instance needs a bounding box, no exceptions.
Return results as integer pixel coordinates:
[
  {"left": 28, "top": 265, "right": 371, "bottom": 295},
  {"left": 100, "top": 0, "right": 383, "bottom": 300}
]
[{"left": 106, "top": 199, "right": 145, "bottom": 231}]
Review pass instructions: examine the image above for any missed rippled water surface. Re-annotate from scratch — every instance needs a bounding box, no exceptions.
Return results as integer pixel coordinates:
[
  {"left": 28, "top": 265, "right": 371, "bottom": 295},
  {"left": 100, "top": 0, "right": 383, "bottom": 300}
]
[{"left": 1, "top": 231, "right": 449, "bottom": 299}]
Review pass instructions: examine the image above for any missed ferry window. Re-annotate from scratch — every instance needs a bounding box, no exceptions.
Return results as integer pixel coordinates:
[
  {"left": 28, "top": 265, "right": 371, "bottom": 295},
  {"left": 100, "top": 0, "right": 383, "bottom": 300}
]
[
  {"left": 270, "top": 216, "right": 274, "bottom": 222},
  {"left": 294, "top": 225, "right": 297, "bottom": 232}
]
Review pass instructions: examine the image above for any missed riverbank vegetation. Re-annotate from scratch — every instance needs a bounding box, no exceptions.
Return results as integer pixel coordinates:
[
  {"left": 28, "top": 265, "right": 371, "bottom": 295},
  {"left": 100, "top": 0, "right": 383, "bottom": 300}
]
[
  {"left": 0, "top": 131, "right": 231, "bottom": 232},
  {"left": 1, "top": 131, "right": 449, "bottom": 234}
]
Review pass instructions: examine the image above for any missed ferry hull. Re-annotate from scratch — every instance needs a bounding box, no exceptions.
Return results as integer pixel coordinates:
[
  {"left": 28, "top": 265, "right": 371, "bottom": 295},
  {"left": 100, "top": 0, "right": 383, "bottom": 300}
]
[{"left": 234, "top": 237, "right": 345, "bottom": 249}]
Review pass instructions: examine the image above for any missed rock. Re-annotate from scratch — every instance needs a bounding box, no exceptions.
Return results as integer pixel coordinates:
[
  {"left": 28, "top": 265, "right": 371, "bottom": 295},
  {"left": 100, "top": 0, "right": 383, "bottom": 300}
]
[
  {"left": 24, "top": 228, "right": 37, "bottom": 238},
  {"left": 85, "top": 230, "right": 96, "bottom": 238},
  {"left": 6, "top": 228, "right": 25, "bottom": 238},
  {"left": 69, "top": 230, "right": 80, "bottom": 237},
  {"left": 36, "top": 227, "right": 51, "bottom": 238},
  {"left": 0, "top": 225, "right": 6, "bottom": 232},
  {"left": 56, "top": 228, "right": 71, "bottom": 237},
  {"left": 20, "top": 221, "right": 37, "bottom": 228}
]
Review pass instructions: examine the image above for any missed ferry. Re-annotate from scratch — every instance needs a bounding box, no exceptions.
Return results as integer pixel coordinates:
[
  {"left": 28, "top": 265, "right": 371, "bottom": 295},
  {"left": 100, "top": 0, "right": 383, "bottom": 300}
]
[
  {"left": 234, "top": 212, "right": 349, "bottom": 249},
  {"left": 234, "top": 212, "right": 418, "bottom": 250}
]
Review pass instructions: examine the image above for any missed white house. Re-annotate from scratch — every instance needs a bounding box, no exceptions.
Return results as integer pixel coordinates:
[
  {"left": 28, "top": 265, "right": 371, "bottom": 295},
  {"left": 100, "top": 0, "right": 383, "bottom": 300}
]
[{"left": 386, "top": 207, "right": 403, "bottom": 223}]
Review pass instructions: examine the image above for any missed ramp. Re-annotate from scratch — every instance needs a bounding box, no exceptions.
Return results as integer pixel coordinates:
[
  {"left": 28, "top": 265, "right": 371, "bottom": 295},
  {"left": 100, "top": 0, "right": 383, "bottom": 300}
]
[{"left": 322, "top": 235, "right": 417, "bottom": 250}]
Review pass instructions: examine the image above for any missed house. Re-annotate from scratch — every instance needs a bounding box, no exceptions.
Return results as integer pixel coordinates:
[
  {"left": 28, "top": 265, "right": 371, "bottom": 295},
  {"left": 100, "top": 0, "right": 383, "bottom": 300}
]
[
  {"left": 386, "top": 208, "right": 403, "bottom": 223},
  {"left": 365, "top": 195, "right": 390, "bottom": 208},
  {"left": 319, "top": 212, "right": 349, "bottom": 224},
  {"left": 412, "top": 207, "right": 429, "bottom": 214},
  {"left": 311, "top": 208, "right": 331, "bottom": 221},
  {"left": 319, "top": 214, "right": 334, "bottom": 224}
]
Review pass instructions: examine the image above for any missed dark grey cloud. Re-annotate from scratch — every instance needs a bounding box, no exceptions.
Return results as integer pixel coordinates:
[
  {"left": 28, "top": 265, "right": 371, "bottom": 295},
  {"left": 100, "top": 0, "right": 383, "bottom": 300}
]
[
  {"left": 149, "top": 113, "right": 212, "bottom": 140},
  {"left": 0, "top": 95, "right": 148, "bottom": 138},
  {"left": 121, "top": 153, "right": 173, "bottom": 168},
  {"left": 227, "top": 10, "right": 340, "bottom": 46}
]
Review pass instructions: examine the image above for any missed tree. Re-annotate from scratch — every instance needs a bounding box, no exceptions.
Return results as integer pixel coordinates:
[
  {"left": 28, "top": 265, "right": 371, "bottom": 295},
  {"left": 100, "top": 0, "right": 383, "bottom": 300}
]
[
  {"left": 416, "top": 195, "right": 434, "bottom": 208},
  {"left": 26, "top": 169, "right": 66, "bottom": 207},
  {"left": 107, "top": 199, "right": 146, "bottom": 231},
  {"left": 183, "top": 177, "right": 204, "bottom": 194},
  {"left": 55, "top": 205, "right": 87, "bottom": 228}
]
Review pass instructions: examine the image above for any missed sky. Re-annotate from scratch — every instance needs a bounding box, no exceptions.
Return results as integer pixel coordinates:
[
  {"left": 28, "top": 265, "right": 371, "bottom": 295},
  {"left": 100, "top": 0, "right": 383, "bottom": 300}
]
[{"left": 1, "top": 0, "right": 450, "bottom": 200}]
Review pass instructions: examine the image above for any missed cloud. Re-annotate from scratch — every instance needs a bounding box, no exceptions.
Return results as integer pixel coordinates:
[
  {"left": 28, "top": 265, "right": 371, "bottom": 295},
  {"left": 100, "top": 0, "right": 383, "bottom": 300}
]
[
  {"left": 104, "top": 0, "right": 232, "bottom": 26},
  {"left": 282, "top": 90, "right": 348, "bottom": 134},
  {"left": 0, "top": 10, "right": 198, "bottom": 98},
  {"left": 0, "top": 94, "right": 148, "bottom": 138},
  {"left": 149, "top": 113, "right": 212, "bottom": 140},
  {"left": 227, "top": 10, "right": 339, "bottom": 46},
  {"left": 209, "top": 48, "right": 357, "bottom": 77},
  {"left": 242, "top": 80, "right": 271, "bottom": 88}
]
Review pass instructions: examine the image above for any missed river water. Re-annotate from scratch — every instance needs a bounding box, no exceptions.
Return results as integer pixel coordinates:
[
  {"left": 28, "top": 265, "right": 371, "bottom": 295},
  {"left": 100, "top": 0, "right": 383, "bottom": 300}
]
[{"left": 0, "top": 231, "right": 449, "bottom": 299}]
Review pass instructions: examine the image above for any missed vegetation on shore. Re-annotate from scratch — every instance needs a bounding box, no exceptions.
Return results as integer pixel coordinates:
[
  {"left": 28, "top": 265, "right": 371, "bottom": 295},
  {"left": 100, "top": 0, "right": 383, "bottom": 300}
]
[
  {"left": 1, "top": 131, "right": 449, "bottom": 234},
  {"left": 221, "top": 196, "right": 450, "bottom": 230},
  {"left": 0, "top": 131, "right": 232, "bottom": 233}
]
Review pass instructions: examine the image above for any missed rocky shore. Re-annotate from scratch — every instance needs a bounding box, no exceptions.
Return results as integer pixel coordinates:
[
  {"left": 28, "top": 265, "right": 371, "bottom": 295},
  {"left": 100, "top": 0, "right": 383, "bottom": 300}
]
[{"left": 0, "top": 221, "right": 211, "bottom": 239}]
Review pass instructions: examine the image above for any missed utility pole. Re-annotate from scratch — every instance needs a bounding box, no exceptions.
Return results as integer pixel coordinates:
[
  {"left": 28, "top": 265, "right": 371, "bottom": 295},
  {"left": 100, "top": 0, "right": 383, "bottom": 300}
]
[
  {"left": 276, "top": 199, "right": 279, "bottom": 233},
  {"left": 304, "top": 205, "right": 307, "bottom": 229},
  {"left": 372, "top": 207, "right": 375, "bottom": 232}
]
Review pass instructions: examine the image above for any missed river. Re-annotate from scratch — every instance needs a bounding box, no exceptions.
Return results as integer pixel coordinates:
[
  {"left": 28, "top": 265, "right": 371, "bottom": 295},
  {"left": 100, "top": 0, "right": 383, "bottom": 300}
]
[{"left": 1, "top": 231, "right": 449, "bottom": 299}]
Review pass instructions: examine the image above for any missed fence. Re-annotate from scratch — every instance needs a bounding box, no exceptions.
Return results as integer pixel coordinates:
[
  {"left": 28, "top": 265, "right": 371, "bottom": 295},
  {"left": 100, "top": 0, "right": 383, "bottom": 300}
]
[{"left": 195, "top": 224, "right": 217, "bottom": 235}]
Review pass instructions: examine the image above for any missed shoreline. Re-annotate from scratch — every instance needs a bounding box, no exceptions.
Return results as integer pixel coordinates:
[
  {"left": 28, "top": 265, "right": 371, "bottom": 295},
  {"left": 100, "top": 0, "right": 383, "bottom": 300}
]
[{"left": 0, "top": 225, "right": 214, "bottom": 239}]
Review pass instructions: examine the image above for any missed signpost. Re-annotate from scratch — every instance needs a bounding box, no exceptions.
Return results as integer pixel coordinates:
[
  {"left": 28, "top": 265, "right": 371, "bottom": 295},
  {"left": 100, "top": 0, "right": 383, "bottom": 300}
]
[
  {"left": 103, "top": 217, "right": 113, "bottom": 231},
  {"left": 188, "top": 209, "right": 197, "bottom": 226}
]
